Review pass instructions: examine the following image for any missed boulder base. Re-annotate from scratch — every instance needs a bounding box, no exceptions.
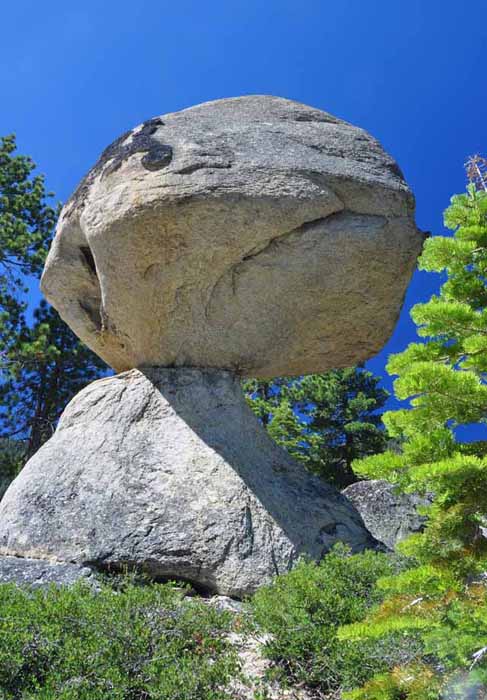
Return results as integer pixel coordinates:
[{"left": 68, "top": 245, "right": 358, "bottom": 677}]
[{"left": 0, "top": 368, "right": 375, "bottom": 597}]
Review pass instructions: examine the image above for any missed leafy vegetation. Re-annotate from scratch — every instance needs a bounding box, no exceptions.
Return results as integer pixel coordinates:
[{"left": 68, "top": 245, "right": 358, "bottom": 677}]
[
  {"left": 0, "top": 548, "right": 421, "bottom": 700},
  {"left": 0, "top": 134, "right": 57, "bottom": 328},
  {"left": 243, "top": 368, "right": 389, "bottom": 487},
  {"left": 251, "top": 545, "right": 420, "bottom": 695},
  {"left": 0, "top": 579, "right": 240, "bottom": 700},
  {"left": 338, "top": 184, "right": 487, "bottom": 699}
]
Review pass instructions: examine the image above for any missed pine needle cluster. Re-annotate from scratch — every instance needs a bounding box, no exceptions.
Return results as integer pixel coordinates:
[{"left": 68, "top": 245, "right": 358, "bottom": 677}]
[{"left": 243, "top": 368, "right": 389, "bottom": 487}]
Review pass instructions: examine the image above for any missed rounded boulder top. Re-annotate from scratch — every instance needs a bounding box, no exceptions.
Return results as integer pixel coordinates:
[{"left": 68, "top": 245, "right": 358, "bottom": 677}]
[{"left": 41, "top": 95, "right": 424, "bottom": 376}]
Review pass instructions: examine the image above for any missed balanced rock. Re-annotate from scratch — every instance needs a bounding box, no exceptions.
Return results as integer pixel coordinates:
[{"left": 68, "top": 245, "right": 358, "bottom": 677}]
[
  {"left": 342, "top": 479, "right": 431, "bottom": 550},
  {"left": 0, "top": 96, "right": 424, "bottom": 595},
  {"left": 41, "top": 95, "right": 424, "bottom": 376},
  {"left": 0, "top": 369, "right": 376, "bottom": 597}
]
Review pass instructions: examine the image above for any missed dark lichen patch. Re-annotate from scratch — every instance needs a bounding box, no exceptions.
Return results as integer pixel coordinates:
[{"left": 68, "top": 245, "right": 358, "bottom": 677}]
[
  {"left": 141, "top": 144, "right": 173, "bottom": 171},
  {"left": 141, "top": 116, "right": 165, "bottom": 134},
  {"left": 65, "top": 128, "right": 132, "bottom": 216},
  {"left": 103, "top": 118, "right": 172, "bottom": 177},
  {"left": 65, "top": 116, "right": 171, "bottom": 215}
]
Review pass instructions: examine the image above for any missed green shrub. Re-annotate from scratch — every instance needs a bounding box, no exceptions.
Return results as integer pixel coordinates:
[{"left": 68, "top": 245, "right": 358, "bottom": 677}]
[
  {"left": 0, "top": 579, "right": 240, "bottom": 700},
  {"left": 250, "top": 544, "right": 421, "bottom": 694}
]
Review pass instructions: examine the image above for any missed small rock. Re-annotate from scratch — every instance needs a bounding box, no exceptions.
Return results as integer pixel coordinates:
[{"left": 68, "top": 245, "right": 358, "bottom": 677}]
[
  {"left": 204, "top": 595, "right": 246, "bottom": 614},
  {"left": 342, "top": 479, "right": 431, "bottom": 549},
  {"left": 0, "top": 555, "right": 94, "bottom": 589}
]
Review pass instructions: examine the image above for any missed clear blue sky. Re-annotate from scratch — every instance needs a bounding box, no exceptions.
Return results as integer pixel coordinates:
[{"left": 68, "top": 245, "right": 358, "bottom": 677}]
[{"left": 1, "top": 0, "right": 487, "bottom": 428}]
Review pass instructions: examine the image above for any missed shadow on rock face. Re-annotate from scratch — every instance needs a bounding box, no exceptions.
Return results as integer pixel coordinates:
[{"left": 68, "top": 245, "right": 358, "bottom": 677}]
[{"left": 0, "top": 368, "right": 376, "bottom": 597}]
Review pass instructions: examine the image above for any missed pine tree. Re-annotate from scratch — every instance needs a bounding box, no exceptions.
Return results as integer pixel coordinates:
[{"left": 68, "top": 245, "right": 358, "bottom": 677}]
[
  {"left": 0, "top": 302, "right": 105, "bottom": 460},
  {"left": 0, "top": 135, "right": 105, "bottom": 478},
  {"left": 243, "top": 367, "right": 389, "bottom": 487},
  {"left": 0, "top": 134, "right": 57, "bottom": 361},
  {"left": 338, "top": 181, "right": 487, "bottom": 699}
]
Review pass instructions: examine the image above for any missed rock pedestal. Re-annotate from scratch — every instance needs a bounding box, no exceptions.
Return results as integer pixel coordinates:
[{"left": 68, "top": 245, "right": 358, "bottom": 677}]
[{"left": 0, "top": 369, "right": 375, "bottom": 596}]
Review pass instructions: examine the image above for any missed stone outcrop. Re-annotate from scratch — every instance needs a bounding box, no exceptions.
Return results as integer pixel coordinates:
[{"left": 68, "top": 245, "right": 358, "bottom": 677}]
[
  {"left": 342, "top": 479, "right": 431, "bottom": 549},
  {"left": 0, "top": 555, "right": 93, "bottom": 588},
  {"left": 41, "top": 95, "right": 424, "bottom": 377},
  {"left": 0, "top": 369, "right": 376, "bottom": 597}
]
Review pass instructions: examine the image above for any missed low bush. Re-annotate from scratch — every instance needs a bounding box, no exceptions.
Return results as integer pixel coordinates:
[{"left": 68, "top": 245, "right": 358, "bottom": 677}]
[
  {"left": 250, "top": 544, "right": 422, "bottom": 695},
  {"left": 0, "top": 579, "right": 240, "bottom": 700},
  {"left": 0, "top": 547, "right": 427, "bottom": 699}
]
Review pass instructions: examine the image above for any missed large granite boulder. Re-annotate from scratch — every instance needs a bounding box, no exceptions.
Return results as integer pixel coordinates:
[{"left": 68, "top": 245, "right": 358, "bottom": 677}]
[
  {"left": 342, "top": 479, "right": 431, "bottom": 550},
  {"left": 41, "top": 95, "right": 423, "bottom": 376},
  {"left": 0, "top": 369, "right": 375, "bottom": 597}
]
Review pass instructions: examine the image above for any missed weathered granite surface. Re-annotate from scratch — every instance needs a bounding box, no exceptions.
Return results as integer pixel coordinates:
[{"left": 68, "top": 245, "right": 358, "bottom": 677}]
[
  {"left": 0, "top": 555, "right": 93, "bottom": 588},
  {"left": 41, "top": 95, "right": 424, "bottom": 377},
  {"left": 0, "top": 368, "right": 376, "bottom": 597},
  {"left": 342, "top": 479, "right": 431, "bottom": 549}
]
